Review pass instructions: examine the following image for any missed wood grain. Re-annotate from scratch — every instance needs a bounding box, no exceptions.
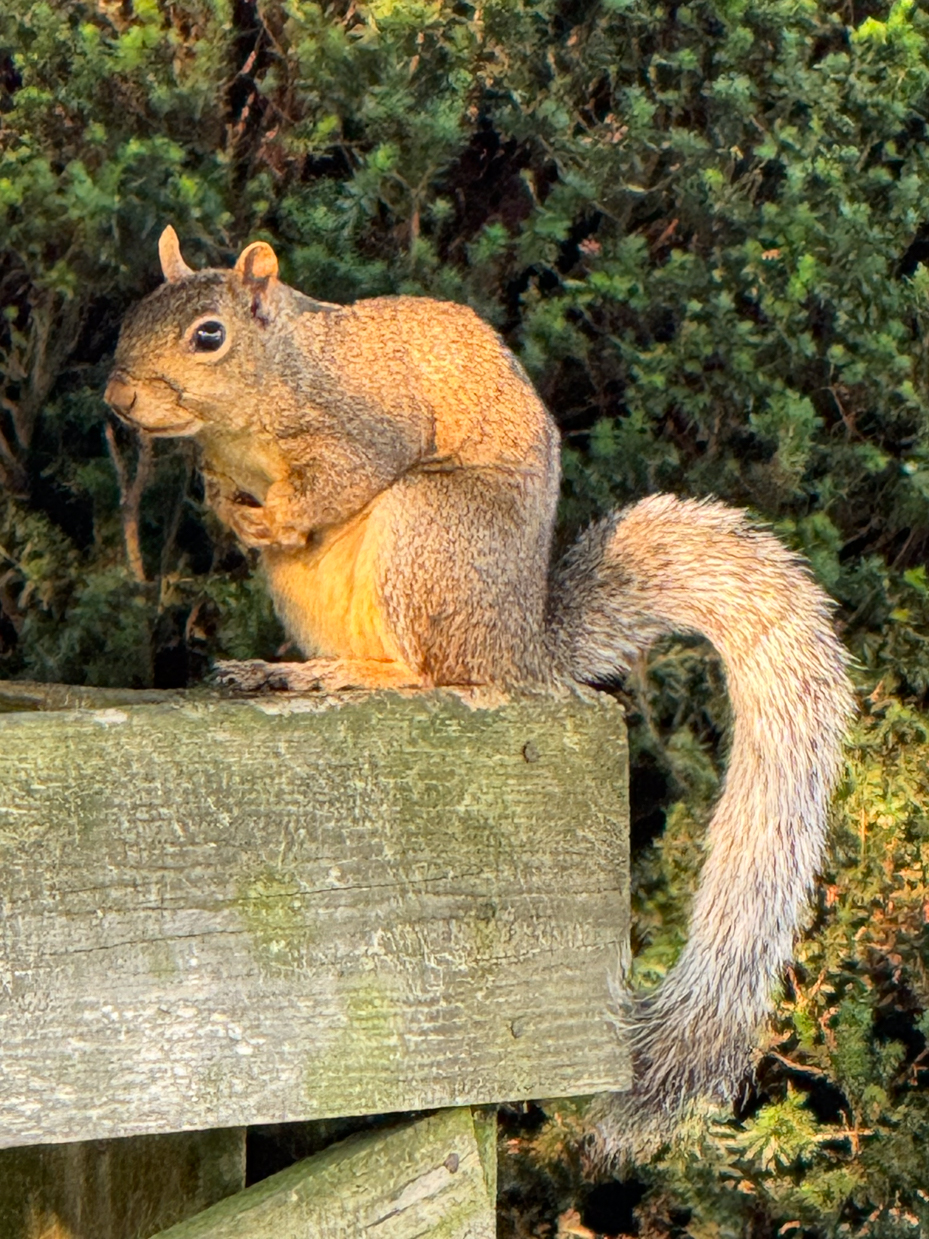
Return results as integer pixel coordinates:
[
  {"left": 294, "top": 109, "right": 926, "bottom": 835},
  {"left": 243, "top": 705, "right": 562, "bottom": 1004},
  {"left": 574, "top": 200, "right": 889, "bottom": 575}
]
[
  {"left": 151, "top": 1108, "right": 496, "bottom": 1239},
  {"left": 0, "top": 685, "right": 629, "bottom": 1145}
]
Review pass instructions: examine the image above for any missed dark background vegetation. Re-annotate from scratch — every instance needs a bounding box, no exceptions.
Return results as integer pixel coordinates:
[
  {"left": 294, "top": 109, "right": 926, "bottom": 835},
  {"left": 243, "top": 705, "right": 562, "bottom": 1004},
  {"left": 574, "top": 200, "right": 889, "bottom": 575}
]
[{"left": 2, "top": 0, "right": 929, "bottom": 1234}]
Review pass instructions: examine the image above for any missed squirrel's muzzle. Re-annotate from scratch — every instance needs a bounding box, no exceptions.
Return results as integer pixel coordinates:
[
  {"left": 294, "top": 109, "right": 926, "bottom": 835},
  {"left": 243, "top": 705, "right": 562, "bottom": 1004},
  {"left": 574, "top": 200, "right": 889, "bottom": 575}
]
[
  {"left": 104, "top": 373, "right": 138, "bottom": 422},
  {"left": 103, "top": 372, "right": 203, "bottom": 436}
]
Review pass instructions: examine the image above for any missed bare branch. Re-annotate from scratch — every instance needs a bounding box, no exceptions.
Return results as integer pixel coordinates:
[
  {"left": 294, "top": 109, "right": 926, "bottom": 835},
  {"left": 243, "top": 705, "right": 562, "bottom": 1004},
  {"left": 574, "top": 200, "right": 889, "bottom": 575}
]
[
  {"left": 105, "top": 422, "right": 154, "bottom": 584},
  {"left": 9, "top": 293, "right": 85, "bottom": 453},
  {"left": 104, "top": 420, "right": 129, "bottom": 493},
  {"left": 0, "top": 422, "right": 29, "bottom": 498},
  {"left": 0, "top": 566, "right": 23, "bottom": 634},
  {"left": 158, "top": 448, "right": 194, "bottom": 585}
]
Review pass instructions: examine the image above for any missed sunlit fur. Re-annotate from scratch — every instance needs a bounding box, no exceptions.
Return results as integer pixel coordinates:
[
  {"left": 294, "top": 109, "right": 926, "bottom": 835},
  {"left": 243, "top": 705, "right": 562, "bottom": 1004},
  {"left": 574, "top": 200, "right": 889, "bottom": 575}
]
[{"left": 108, "top": 232, "right": 854, "bottom": 1163}]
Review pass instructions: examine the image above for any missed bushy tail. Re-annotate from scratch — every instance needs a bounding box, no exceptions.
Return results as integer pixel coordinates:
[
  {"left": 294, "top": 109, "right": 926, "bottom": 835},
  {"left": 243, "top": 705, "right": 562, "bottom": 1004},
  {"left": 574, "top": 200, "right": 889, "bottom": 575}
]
[{"left": 548, "top": 494, "right": 854, "bottom": 1165}]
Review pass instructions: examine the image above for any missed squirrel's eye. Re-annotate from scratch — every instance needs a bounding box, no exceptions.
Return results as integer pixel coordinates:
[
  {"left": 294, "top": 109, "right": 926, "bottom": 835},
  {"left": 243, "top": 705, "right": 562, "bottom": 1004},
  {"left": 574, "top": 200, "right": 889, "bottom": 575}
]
[{"left": 192, "top": 321, "right": 226, "bottom": 352}]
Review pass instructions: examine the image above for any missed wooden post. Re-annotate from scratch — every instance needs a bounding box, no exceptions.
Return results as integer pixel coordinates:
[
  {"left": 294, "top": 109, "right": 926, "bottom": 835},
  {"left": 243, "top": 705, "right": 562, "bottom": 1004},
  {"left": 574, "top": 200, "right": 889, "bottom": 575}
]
[{"left": 151, "top": 1109, "right": 496, "bottom": 1239}]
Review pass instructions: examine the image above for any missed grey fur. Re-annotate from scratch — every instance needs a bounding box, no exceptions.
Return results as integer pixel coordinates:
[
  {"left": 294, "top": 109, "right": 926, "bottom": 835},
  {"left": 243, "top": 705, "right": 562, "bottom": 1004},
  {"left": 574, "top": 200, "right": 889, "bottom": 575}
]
[{"left": 550, "top": 496, "right": 853, "bottom": 1161}]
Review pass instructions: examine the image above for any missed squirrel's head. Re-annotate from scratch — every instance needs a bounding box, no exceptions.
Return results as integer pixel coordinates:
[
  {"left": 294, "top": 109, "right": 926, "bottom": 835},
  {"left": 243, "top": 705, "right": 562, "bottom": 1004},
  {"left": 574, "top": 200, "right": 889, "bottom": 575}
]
[{"left": 105, "top": 227, "right": 293, "bottom": 437}]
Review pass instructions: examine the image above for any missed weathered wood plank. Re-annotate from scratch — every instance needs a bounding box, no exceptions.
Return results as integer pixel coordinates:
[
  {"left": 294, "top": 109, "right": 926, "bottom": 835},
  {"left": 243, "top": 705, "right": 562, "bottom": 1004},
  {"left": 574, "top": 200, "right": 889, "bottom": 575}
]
[
  {"left": 151, "top": 1109, "right": 495, "bottom": 1239},
  {"left": 0, "top": 686, "right": 629, "bottom": 1145},
  {"left": 0, "top": 679, "right": 181, "bottom": 713},
  {"left": 0, "top": 1128, "right": 245, "bottom": 1239}
]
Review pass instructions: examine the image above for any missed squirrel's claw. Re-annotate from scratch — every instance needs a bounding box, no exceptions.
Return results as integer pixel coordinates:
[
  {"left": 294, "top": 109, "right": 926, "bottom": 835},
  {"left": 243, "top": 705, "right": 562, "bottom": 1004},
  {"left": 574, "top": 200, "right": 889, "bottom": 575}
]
[
  {"left": 227, "top": 505, "right": 308, "bottom": 550},
  {"left": 212, "top": 659, "right": 288, "bottom": 691}
]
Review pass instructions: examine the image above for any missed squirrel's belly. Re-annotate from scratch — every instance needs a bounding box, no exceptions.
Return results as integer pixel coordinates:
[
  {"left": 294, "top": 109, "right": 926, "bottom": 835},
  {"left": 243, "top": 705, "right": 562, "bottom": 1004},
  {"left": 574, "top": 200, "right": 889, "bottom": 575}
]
[{"left": 261, "top": 509, "right": 407, "bottom": 665}]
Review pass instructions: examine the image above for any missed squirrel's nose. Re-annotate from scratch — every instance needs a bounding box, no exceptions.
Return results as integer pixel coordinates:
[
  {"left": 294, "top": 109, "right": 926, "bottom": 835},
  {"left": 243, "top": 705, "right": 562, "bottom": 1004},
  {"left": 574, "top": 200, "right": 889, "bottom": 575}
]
[{"left": 104, "top": 373, "right": 138, "bottom": 420}]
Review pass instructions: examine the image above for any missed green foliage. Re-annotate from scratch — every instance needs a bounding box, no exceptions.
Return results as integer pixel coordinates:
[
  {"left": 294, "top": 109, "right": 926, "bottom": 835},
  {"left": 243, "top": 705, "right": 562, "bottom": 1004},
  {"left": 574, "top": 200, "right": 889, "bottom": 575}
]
[
  {"left": 504, "top": 700, "right": 929, "bottom": 1238},
  {"left": 636, "top": 697, "right": 929, "bottom": 1238},
  {"left": 3, "top": 0, "right": 929, "bottom": 687},
  {"left": 2, "top": 0, "right": 929, "bottom": 1233}
]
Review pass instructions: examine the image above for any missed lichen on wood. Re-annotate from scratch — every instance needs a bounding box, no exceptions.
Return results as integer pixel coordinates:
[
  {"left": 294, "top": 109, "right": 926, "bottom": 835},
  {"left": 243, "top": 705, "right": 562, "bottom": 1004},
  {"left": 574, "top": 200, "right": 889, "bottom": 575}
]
[
  {"left": 151, "top": 1108, "right": 495, "bottom": 1239},
  {"left": 0, "top": 685, "right": 630, "bottom": 1145}
]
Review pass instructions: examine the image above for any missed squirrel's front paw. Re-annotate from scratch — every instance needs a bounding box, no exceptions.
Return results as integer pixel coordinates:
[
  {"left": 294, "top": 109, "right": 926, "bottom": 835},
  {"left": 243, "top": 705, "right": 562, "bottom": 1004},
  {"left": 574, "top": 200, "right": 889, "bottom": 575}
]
[
  {"left": 227, "top": 481, "right": 310, "bottom": 550},
  {"left": 228, "top": 504, "right": 307, "bottom": 551},
  {"left": 227, "top": 506, "right": 276, "bottom": 549}
]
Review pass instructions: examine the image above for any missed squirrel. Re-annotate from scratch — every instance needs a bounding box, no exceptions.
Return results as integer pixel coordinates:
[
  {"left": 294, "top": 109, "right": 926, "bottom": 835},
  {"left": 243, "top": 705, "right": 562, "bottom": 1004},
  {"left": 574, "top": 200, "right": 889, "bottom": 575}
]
[{"left": 105, "top": 226, "right": 854, "bottom": 1163}]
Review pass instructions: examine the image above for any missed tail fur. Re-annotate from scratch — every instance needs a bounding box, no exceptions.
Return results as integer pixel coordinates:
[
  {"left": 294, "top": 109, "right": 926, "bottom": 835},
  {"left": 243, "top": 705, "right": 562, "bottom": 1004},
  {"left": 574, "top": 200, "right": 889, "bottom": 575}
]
[{"left": 548, "top": 494, "right": 854, "bottom": 1165}]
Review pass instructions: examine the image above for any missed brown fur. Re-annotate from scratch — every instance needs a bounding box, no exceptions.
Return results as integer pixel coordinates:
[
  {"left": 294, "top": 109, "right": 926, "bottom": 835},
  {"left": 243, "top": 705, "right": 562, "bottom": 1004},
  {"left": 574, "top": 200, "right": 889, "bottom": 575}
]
[{"left": 105, "top": 227, "right": 854, "bottom": 1162}]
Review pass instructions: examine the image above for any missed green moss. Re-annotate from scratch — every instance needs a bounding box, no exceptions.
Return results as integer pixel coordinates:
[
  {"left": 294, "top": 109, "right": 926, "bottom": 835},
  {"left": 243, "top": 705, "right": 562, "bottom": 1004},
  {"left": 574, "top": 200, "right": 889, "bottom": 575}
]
[
  {"left": 303, "top": 978, "right": 406, "bottom": 1114},
  {"left": 235, "top": 866, "right": 316, "bottom": 973}
]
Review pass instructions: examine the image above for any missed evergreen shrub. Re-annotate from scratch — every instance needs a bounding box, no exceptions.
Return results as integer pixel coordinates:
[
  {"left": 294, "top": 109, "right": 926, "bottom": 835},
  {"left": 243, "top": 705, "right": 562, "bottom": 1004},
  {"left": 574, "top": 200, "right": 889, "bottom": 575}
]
[{"left": 2, "top": 0, "right": 929, "bottom": 1233}]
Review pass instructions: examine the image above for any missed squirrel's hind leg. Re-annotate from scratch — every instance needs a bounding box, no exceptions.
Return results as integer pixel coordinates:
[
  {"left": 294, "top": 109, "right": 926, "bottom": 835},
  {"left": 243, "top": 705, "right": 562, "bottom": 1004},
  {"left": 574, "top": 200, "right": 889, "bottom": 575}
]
[
  {"left": 213, "top": 657, "right": 426, "bottom": 692},
  {"left": 378, "top": 468, "right": 556, "bottom": 689}
]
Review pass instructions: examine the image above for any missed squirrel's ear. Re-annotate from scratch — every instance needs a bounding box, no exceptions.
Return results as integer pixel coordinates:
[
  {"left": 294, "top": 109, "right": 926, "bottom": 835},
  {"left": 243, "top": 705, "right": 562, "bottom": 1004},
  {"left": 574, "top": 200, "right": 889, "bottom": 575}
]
[
  {"left": 234, "top": 241, "right": 280, "bottom": 284},
  {"left": 158, "top": 226, "right": 194, "bottom": 283}
]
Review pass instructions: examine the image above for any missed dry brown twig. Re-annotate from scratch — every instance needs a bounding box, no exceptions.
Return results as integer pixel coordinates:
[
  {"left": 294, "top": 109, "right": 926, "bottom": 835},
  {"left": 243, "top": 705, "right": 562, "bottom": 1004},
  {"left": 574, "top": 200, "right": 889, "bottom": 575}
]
[{"left": 105, "top": 421, "right": 153, "bottom": 583}]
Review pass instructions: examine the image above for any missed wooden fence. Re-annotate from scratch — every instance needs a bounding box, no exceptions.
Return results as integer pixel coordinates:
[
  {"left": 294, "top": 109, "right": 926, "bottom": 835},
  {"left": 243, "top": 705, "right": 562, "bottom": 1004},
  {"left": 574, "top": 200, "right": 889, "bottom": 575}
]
[{"left": 0, "top": 682, "right": 630, "bottom": 1237}]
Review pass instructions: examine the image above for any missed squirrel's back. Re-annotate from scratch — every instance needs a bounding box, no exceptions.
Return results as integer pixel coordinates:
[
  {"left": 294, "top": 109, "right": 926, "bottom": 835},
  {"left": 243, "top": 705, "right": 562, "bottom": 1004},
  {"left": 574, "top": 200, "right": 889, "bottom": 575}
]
[{"left": 285, "top": 295, "right": 558, "bottom": 475}]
